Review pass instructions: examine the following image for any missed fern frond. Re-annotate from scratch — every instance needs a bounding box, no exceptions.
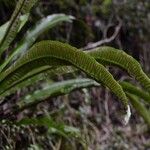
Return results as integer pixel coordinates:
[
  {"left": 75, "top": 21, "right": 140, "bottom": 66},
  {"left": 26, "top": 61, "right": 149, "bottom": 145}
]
[
  {"left": 0, "top": 66, "right": 75, "bottom": 97},
  {"left": 0, "top": 14, "right": 74, "bottom": 72},
  {"left": 17, "top": 78, "right": 99, "bottom": 108},
  {"left": 20, "top": 0, "right": 38, "bottom": 13},
  {"left": 87, "top": 46, "right": 150, "bottom": 92},
  {"left": 13, "top": 78, "right": 148, "bottom": 126},
  {"left": 0, "top": 41, "right": 129, "bottom": 113},
  {"left": 0, "top": 14, "right": 29, "bottom": 44},
  {"left": 0, "top": 0, "right": 38, "bottom": 55},
  {"left": 120, "top": 81, "right": 150, "bottom": 104}
]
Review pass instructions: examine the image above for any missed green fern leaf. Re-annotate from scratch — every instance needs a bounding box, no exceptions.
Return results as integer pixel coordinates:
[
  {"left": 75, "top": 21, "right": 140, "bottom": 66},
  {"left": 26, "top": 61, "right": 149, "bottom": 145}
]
[
  {"left": 87, "top": 46, "right": 150, "bottom": 92},
  {"left": 0, "top": 0, "right": 38, "bottom": 55},
  {"left": 16, "top": 78, "right": 99, "bottom": 109},
  {"left": 120, "top": 81, "right": 150, "bottom": 104},
  {"left": 0, "top": 14, "right": 29, "bottom": 43},
  {"left": 13, "top": 78, "right": 149, "bottom": 127},
  {"left": 0, "top": 66, "right": 76, "bottom": 97},
  {"left": 0, "top": 41, "right": 129, "bottom": 114},
  {"left": 0, "top": 14, "right": 74, "bottom": 72}
]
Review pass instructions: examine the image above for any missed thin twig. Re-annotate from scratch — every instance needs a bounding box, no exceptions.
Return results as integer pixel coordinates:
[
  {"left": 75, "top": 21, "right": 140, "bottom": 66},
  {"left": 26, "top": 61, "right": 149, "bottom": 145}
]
[{"left": 83, "top": 21, "right": 122, "bottom": 50}]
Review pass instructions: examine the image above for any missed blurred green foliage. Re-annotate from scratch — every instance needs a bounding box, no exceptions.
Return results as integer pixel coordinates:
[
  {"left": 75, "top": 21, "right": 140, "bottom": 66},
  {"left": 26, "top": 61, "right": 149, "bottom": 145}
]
[{"left": 0, "top": 1, "right": 150, "bottom": 149}]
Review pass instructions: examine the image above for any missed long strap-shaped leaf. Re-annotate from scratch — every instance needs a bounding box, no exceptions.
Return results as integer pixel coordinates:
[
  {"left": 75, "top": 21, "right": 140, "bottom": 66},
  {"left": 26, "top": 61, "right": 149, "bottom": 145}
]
[
  {"left": 0, "top": 14, "right": 29, "bottom": 43},
  {"left": 87, "top": 46, "right": 150, "bottom": 93},
  {"left": 0, "top": 41, "right": 129, "bottom": 115},
  {"left": 16, "top": 45, "right": 150, "bottom": 94},
  {"left": 0, "top": 14, "right": 74, "bottom": 72},
  {"left": 6, "top": 78, "right": 147, "bottom": 126},
  {"left": 18, "top": 79, "right": 149, "bottom": 127},
  {"left": 0, "top": 66, "right": 75, "bottom": 97},
  {"left": 120, "top": 81, "right": 150, "bottom": 104},
  {"left": 17, "top": 78, "right": 99, "bottom": 109},
  {"left": 0, "top": 0, "right": 38, "bottom": 55},
  {"left": 4, "top": 43, "right": 150, "bottom": 100}
]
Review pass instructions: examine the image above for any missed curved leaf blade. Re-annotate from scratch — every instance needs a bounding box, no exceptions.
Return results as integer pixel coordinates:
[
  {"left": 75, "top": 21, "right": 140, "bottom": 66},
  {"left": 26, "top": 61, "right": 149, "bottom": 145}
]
[
  {"left": 17, "top": 78, "right": 99, "bottom": 108},
  {"left": 0, "top": 14, "right": 74, "bottom": 72},
  {"left": 0, "top": 41, "right": 129, "bottom": 114},
  {"left": 0, "top": 0, "right": 38, "bottom": 56},
  {"left": 87, "top": 46, "right": 150, "bottom": 92}
]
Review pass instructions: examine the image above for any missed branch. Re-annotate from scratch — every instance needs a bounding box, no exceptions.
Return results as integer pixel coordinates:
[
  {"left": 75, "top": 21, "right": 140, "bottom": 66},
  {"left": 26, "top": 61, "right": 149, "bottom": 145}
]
[{"left": 83, "top": 21, "right": 122, "bottom": 50}]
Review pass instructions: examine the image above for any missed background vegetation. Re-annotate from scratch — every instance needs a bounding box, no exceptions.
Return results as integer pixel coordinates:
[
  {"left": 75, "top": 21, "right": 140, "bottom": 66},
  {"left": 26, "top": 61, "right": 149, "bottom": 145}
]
[{"left": 0, "top": 0, "right": 150, "bottom": 149}]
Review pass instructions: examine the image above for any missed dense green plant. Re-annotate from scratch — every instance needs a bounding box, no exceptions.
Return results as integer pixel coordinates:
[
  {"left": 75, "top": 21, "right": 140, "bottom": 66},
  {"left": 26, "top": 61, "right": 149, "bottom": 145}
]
[{"left": 0, "top": 0, "right": 150, "bottom": 137}]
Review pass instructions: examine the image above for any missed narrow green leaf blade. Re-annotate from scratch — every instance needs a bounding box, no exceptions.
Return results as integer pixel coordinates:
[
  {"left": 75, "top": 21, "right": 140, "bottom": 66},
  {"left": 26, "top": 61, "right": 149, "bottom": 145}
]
[
  {"left": 0, "top": 0, "right": 38, "bottom": 56},
  {"left": 0, "top": 14, "right": 29, "bottom": 44},
  {"left": 17, "top": 78, "right": 99, "bottom": 108},
  {"left": 0, "top": 41, "right": 129, "bottom": 115},
  {"left": 0, "top": 14, "right": 74, "bottom": 72}
]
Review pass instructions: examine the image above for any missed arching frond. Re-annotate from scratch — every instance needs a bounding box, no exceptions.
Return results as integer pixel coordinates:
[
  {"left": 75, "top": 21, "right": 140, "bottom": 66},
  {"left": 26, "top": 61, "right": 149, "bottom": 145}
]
[
  {"left": 0, "top": 14, "right": 74, "bottom": 72},
  {"left": 0, "top": 41, "right": 129, "bottom": 114},
  {"left": 0, "top": 0, "right": 38, "bottom": 55},
  {"left": 87, "top": 46, "right": 150, "bottom": 92},
  {"left": 120, "top": 81, "right": 150, "bottom": 104}
]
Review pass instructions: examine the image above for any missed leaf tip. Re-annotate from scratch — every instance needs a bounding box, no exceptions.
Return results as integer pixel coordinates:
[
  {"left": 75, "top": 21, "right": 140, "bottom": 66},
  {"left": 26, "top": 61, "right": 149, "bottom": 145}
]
[{"left": 123, "top": 105, "right": 131, "bottom": 125}]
